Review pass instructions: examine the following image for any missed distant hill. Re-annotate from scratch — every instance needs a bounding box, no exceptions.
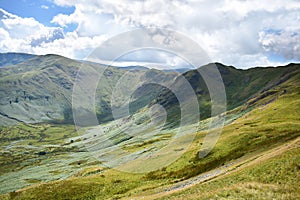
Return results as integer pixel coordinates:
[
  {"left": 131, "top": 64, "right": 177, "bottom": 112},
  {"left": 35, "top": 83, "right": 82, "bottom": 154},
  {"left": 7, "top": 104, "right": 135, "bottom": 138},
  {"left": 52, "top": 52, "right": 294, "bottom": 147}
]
[
  {"left": 162, "top": 68, "right": 191, "bottom": 73},
  {"left": 0, "top": 52, "right": 36, "bottom": 67},
  {"left": 118, "top": 65, "right": 149, "bottom": 71},
  {"left": 0, "top": 53, "right": 177, "bottom": 125},
  {"left": 0, "top": 53, "right": 299, "bottom": 127},
  {"left": 0, "top": 53, "right": 299, "bottom": 199}
]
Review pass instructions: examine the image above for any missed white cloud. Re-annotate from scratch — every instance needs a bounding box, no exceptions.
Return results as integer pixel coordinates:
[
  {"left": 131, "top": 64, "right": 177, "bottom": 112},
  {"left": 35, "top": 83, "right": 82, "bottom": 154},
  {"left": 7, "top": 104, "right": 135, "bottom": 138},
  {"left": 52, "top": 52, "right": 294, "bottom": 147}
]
[
  {"left": 0, "top": 11, "right": 53, "bottom": 53},
  {"left": 1, "top": 0, "right": 300, "bottom": 68},
  {"left": 52, "top": 0, "right": 180, "bottom": 29},
  {"left": 110, "top": 49, "right": 192, "bottom": 69},
  {"left": 0, "top": 28, "right": 9, "bottom": 41},
  {"left": 0, "top": 8, "right": 107, "bottom": 59},
  {"left": 0, "top": 9, "right": 44, "bottom": 39},
  {"left": 259, "top": 30, "right": 300, "bottom": 60},
  {"left": 41, "top": 5, "right": 49, "bottom": 10},
  {"left": 218, "top": 0, "right": 300, "bottom": 18},
  {"left": 48, "top": 0, "right": 300, "bottom": 68},
  {"left": 31, "top": 31, "right": 107, "bottom": 59}
]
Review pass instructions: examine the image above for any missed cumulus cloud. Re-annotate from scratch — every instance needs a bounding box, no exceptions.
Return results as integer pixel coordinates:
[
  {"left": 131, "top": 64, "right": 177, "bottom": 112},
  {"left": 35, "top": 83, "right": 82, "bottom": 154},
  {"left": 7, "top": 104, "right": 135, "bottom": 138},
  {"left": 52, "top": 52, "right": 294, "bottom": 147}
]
[
  {"left": 1, "top": 9, "right": 46, "bottom": 39},
  {"left": 1, "top": 0, "right": 300, "bottom": 68},
  {"left": 0, "top": 8, "right": 64, "bottom": 52},
  {"left": 52, "top": 0, "right": 180, "bottom": 28},
  {"left": 30, "top": 28, "right": 64, "bottom": 47},
  {"left": 0, "top": 8, "right": 107, "bottom": 59},
  {"left": 48, "top": 0, "right": 300, "bottom": 68},
  {"left": 259, "top": 30, "right": 300, "bottom": 60},
  {"left": 31, "top": 31, "right": 107, "bottom": 59}
]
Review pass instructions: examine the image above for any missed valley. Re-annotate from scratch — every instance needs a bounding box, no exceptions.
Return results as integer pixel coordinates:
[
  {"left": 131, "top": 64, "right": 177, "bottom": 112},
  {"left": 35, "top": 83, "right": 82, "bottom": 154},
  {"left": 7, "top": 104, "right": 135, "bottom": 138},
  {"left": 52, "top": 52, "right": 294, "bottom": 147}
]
[{"left": 0, "top": 53, "right": 299, "bottom": 199}]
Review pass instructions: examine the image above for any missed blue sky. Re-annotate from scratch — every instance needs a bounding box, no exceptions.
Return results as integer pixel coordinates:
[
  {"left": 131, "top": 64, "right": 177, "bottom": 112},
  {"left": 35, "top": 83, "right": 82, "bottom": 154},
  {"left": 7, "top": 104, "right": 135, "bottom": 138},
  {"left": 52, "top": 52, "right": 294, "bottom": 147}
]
[
  {"left": 0, "top": 0, "right": 299, "bottom": 68},
  {"left": 0, "top": 0, "right": 76, "bottom": 30}
]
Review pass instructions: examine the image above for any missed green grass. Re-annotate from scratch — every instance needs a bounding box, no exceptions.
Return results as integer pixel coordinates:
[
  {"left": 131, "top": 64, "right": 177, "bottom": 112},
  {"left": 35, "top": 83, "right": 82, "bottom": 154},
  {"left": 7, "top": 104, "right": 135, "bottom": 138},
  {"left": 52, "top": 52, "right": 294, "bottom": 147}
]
[
  {"left": 158, "top": 142, "right": 300, "bottom": 200},
  {"left": 0, "top": 123, "right": 90, "bottom": 194},
  {"left": 1, "top": 85, "right": 299, "bottom": 199},
  {"left": 0, "top": 123, "right": 76, "bottom": 143},
  {"left": 0, "top": 65, "right": 299, "bottom": 199},
  {"left": 0, "top": 124, "right": 78, "bottom": 175},
  {"left": 141, "top": 85, "right": 300, "bottom": 181},
  {"left": 0, "top": 170, "right": 166, "bottom": 200}
]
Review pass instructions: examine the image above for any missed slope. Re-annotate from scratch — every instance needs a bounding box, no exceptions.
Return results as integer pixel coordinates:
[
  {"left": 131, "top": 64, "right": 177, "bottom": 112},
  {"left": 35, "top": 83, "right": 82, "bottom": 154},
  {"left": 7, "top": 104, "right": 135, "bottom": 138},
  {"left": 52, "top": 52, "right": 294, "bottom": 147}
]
[
  {"left": 0, "top": 53, "right": 36, "bottom": 68},
  {"left": 0, "top": 53, "right": 177, "bottom": 125},
  {"left": 157, "top": 63, "right": 300, "bottom": 127},
  {"left": 0, "top": 62, "right": 299, "bottom": 199}
]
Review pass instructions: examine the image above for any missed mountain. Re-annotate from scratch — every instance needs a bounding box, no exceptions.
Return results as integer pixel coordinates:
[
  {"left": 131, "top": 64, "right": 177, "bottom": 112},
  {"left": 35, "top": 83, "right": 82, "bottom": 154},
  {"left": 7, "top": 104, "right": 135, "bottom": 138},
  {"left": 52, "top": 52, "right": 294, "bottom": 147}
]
[
  {"left": 118, "top": 65, "right": 149, "bottom": 71},
  {"left": 163, "top": 68, "right": 191, "bottom": 73},
  {"left": 0, "top": 53, "right": 178, "bottom": 125},
  {"left": 0, "top": 53, "right": 299, "bottom": 199},
  {"left": 0, "top": 53, "right": 299, "bottom": 127},
  {"left": 0, "top": 53, "right": 36, "bottom": 67},
  {"left": 154, "top": 62, "right": 300, "bottom": 128}
]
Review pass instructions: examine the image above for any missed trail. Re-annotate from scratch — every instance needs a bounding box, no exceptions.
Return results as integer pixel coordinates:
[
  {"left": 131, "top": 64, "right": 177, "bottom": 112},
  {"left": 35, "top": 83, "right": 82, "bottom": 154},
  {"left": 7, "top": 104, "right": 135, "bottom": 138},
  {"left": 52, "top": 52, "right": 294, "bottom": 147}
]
[
  {"left": 0, "top": 111, "right": 36, "bottom": 128},
  {"left": 127, "top": 137, "right": 300, "bottom": 200}
]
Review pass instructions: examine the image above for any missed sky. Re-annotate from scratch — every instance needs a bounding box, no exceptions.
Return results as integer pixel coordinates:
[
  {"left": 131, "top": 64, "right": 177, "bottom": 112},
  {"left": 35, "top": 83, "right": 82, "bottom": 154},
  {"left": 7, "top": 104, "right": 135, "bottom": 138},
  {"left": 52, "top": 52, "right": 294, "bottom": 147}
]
[{"left": 0, "top": 0, "right": 299, "bottom": 69}]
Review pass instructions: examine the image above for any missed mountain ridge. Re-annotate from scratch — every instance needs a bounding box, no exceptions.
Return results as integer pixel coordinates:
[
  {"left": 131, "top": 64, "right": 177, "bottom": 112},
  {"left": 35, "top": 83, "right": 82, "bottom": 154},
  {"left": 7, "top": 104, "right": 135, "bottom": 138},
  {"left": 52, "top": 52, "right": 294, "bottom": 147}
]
[
  {"left": 0, "top": 53, "right": 299, "bottom": 126},
  {"left": 0, "top": 53, "right": 299, "bottom": 199}
]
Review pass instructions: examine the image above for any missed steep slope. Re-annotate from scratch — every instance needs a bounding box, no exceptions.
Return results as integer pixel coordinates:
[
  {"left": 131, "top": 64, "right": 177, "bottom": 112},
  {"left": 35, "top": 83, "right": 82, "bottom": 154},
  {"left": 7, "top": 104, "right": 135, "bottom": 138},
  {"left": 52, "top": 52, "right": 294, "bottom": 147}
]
[
  {"left": 0, "top": 54, "right": 83, "bottom": 124},
  {"left": 147, "top": 67, "right": 300, "bottom": 179},
  {"left": 0, "top": 53, "right": 36, "bottom": 68},
  {"left": 0, "top": 53, "right": 177, "bottom": 125},
  {"left": 157, "top": 63, "right": 300, "bottom": 126},
  {"left": 1, "top": 53, "right": 299, "bottom": 128},
  {"left": 0, "top": 61, "right": 299, "bottom": 199}
]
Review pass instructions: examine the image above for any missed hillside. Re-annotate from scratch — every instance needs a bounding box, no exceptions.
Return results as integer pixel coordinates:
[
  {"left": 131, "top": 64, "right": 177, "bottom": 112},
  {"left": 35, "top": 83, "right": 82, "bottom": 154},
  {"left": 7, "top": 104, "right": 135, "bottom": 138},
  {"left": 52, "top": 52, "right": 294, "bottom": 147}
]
[
  {"left": 1, "top": 53, "right": 299, "bottom": 127},
  {"left": 0, "top": 53, "right": 36, "bottom": 68},
  {"left": 157, "top": 63, "right": 300, "bottom": 125},
  {"left": 0, "top": 53, "right": 177, "bottom": 125},
  {"left": 0, "top": 53, "right": 299, "bottom": 199}
]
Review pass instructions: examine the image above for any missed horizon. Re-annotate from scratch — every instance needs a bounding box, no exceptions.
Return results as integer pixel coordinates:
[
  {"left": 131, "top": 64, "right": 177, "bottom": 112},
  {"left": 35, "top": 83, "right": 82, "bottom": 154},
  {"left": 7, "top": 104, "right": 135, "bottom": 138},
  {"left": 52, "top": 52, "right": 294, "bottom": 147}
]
[{"left": 1, "top": 51, "right": 299, "bottom": 70}]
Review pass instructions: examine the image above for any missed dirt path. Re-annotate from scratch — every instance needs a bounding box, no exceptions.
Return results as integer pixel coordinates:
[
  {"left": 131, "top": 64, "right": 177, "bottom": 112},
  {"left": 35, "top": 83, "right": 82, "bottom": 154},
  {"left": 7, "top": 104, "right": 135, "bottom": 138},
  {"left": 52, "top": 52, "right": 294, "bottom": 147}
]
[{"left": 126, "top": 137, "right": 300, "bottom": 200}]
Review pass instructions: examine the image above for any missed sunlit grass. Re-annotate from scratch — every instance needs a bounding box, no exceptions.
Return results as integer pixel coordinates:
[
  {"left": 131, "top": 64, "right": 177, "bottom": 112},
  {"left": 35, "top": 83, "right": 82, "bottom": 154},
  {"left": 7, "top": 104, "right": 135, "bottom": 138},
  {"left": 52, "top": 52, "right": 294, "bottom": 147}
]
[
  {"left": 158, "top": 143, "right": 300, "bottom": 200},
  {"left": 0, "top": 71, "right": 299, "bottom": 199}
]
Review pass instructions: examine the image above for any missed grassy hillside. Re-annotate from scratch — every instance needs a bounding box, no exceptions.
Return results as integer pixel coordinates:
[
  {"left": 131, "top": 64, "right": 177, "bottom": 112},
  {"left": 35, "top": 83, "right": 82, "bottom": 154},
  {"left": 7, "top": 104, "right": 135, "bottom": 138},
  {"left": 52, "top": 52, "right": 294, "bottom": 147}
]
[
  {"left": 0, "top": 63, "right": 299, "bottom": 199},
  {"left": 142, "top": 70, "right": 300, "bottom": 180},
  {"left": 0, "top": 53, "right": 36, "bottom": 68},
  {"left": 0, "top": 54, "right": 177, "bottom": 125},
  {"left": 1, "top": 53, "right": 298, "bottom": 128},
  {"left": 158, "top": 139, "right": 300, "bottom": 200},
  {"left": 157, "top": 63, "right": 300, "bottom": 126}
]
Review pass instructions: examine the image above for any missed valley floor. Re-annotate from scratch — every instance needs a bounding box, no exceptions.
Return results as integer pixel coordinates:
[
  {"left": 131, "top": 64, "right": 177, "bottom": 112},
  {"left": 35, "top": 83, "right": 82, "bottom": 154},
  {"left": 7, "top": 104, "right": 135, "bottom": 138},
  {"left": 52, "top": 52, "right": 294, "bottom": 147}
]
[{"left": 0, "top": 70, "right": 300, "bottom": 199}]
